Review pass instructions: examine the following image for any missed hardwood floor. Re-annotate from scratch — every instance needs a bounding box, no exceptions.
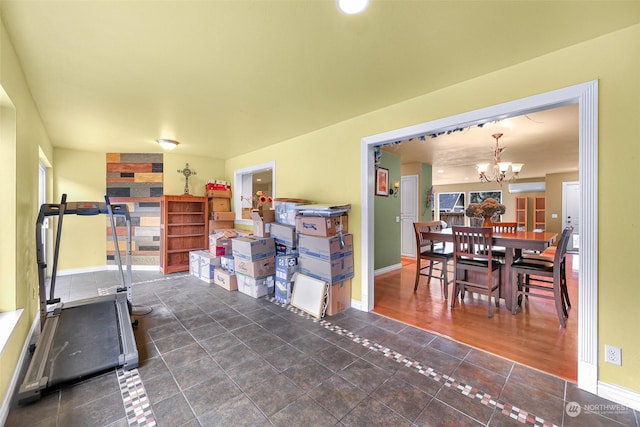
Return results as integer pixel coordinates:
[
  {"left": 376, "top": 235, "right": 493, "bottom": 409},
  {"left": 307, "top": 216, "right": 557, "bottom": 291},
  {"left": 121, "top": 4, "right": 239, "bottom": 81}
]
[{"left": 373, "top": 253, "right": 579, "bottom": 382}]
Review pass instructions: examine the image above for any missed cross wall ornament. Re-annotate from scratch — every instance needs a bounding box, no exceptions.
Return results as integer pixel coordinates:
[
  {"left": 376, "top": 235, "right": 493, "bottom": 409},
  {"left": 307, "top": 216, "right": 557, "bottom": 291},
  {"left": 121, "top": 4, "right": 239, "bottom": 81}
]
[{"left": 177, "top": 163, "right": 196, "bottom": 195}]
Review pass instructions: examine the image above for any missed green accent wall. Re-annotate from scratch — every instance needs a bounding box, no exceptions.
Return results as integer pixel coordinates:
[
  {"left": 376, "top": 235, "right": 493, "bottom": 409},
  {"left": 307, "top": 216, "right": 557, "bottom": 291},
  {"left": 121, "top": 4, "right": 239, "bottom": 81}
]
[
  {"left": 421, "top": 162, "right": 433, "bottom": 221},
  {"left": 374, "top": 152, "right": 401, "bottom": 270}
]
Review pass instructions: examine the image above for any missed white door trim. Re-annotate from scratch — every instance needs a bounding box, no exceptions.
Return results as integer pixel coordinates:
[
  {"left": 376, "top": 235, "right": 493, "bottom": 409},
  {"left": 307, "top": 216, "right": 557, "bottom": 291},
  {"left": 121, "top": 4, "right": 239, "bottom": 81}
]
[{"left": 360, "top": 80, "right": 598, "bottom": 394}]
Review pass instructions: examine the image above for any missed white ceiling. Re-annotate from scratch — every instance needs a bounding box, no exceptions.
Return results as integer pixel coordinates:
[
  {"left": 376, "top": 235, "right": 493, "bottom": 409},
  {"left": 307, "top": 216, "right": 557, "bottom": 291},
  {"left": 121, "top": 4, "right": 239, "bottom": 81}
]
[
  {"left": 383, "top": 103, "right": 579, "bottom": 185},
  {"left": 0, "top": 1, "right": 637, "bottom": 164}
]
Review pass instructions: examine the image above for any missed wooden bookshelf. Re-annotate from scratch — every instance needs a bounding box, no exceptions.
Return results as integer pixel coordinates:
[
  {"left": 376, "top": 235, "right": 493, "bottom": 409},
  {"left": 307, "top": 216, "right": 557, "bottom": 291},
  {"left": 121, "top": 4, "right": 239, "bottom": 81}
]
[
  {"left": 160, "top": 195, "right": 208, "bottom": 274},
  {"left": 515, "top": 196, "right": 528, "bottom": 231},
  {"left": 534, "top": 196, "right": 546, "bottom": 231}
]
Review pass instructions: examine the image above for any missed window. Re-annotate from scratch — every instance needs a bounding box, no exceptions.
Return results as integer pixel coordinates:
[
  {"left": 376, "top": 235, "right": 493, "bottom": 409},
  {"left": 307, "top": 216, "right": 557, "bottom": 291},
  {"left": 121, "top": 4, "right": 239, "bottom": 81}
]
[
  {"left": 437, "top": 192, "right": 465, "bottom": 226},
  {"left": 233, "top": 161, "right": 276, "bottom": 224},
  {"left": 468, "top": 190, "right": 502, "bottom": 204}
]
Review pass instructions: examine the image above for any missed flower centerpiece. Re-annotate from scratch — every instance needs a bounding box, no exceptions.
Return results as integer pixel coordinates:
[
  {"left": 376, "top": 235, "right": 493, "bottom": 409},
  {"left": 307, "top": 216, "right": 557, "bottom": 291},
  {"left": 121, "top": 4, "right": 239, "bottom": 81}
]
[
  {"left": 241, "top": 190, "right": 273, "bottom": 212},
  {"left": 465, "top": 198, "right": 506, "bottom": 226}
]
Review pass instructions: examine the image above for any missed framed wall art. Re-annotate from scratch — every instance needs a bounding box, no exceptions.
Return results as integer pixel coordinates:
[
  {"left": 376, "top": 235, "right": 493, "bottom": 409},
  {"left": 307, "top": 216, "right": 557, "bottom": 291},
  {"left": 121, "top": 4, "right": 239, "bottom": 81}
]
[{"left": 375, "top": 167, "right": 389, "bottom": 196}]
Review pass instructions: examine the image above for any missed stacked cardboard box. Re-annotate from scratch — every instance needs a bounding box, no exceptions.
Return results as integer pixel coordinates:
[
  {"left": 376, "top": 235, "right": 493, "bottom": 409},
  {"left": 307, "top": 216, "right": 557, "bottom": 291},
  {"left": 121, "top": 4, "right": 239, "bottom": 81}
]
[
  {"left": 273, "top": 198, "right": 309, "bottom": 226},
  {"left": 275, "top": 255, "right": 298, "bottom": 304},
  {"left": 207, "top": 180, "right": 234, "bottom": 231},
  {"left": 250, "top": 210, "right": 275, "bottom": 238},
  {"left": 232, "top": 236, "right": 276, "bottom": 298},
  {"left": 188, "top": 250, "right": 221, "bottom": 284},
  {"left": 297, "top": 216, "right": 352, "bottom": 316}
]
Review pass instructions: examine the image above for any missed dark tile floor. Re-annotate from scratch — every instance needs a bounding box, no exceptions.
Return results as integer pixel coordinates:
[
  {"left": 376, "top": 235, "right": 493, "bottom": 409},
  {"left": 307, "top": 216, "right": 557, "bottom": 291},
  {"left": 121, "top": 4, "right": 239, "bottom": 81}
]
[{"left": 6, "top": 270, "right": 639, "bottom": 426}]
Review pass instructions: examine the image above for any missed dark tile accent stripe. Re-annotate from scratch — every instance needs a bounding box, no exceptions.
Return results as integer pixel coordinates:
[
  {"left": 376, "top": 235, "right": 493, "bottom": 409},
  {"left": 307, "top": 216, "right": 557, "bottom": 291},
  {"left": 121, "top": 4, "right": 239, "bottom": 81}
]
[
  {"left": 267, "top": 297, "right": 561, "bottom": 427},
  {"left": 117, "top": 368, "right": 156, "bottom": 426}
]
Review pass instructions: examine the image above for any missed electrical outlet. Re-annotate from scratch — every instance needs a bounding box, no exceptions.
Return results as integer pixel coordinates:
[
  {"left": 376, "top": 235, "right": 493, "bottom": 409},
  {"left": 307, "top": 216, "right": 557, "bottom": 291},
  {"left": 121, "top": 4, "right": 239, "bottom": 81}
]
[{"left": 605, "top": 344, "right": 622, "bottom": 366}]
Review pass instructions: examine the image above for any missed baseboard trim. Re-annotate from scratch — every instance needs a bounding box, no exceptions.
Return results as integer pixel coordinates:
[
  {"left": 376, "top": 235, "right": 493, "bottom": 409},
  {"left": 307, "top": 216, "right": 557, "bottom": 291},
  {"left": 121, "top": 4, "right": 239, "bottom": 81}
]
[
  {"left": 58, "top": 264, "right": 160, "bottom": 275},
  {"left": 598, "top": 381, "right": 640, "bottom": 412},
  {"left": 0, "top": 314, "right": 38, "bottom": 426},
  {"left": 374, "top": 263, "right": 402, "bottom": 276}
]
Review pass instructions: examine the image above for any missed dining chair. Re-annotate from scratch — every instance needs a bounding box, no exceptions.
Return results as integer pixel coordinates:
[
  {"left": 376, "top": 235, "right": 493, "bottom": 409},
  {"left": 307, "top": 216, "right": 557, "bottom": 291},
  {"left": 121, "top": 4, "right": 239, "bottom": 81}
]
[
  {"left": 413, "top": 221, "right": 454, "bottom": 299},
  {"left": 490, "top": 222, "right": 518, "bottom": 262},
  {"left": 451, "top": 226, "right": 502, "bottom": 318},
  {"left": 510, "top": 226, "right": 573, "bottom": 327}
]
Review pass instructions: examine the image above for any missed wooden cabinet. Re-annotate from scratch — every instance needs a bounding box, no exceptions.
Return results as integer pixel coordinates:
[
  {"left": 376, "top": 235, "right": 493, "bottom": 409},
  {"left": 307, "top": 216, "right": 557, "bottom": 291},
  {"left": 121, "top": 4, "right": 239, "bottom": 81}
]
[
  {"left": 515, "top": 196, "right": 528, "bottom": 231},
  {"left": 160, "top": 195, "right": 209, "bottom": 274},
  {"left": 534, "top": 196, "right": 546, "bottom": 231}
]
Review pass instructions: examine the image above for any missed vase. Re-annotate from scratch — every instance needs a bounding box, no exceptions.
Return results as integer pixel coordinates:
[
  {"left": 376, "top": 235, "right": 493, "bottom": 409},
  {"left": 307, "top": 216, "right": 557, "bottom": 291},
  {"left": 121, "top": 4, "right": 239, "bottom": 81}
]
[{"left": 482, "top": 216, "right": 493, "bottom": 227}]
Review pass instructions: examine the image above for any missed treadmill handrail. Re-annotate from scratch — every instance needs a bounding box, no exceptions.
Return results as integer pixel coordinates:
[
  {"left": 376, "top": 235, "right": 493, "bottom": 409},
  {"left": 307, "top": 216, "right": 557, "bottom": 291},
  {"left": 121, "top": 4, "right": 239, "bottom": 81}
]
[{"left": 36, "top": 194, "right": 132, "bottom": 331}]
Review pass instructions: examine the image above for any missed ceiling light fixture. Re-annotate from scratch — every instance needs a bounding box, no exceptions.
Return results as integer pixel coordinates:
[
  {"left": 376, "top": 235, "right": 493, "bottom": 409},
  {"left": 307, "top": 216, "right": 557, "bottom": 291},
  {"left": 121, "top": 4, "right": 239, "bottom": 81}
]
[
  {"left": 156, "top": 139, "right": 179, "bottom": 150},
  {"left": 476, "top": 133, "right": 524, "bottom": 185},
  {"left": 337, "top": 0, "right": 369, "bottom": 15}
]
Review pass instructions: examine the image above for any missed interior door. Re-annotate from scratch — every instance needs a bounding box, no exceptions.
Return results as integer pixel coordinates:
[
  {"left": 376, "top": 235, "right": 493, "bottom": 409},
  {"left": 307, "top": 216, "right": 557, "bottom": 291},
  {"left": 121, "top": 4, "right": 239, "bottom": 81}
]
[
  {"left": 562, "top": 181, "right": 580, "bottom": 252},
  {"left": 400, "top": 175, "right": 419, "bottom": 257}
]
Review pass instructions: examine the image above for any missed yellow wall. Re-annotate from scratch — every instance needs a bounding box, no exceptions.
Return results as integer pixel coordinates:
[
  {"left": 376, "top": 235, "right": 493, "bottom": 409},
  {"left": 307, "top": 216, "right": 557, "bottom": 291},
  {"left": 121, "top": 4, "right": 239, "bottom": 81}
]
[
  {"left": 52, "top": 148, "right": 226, "bottom": 270},
  {"left": 545, "top": 171, "right": 579, "bottom": 233},
  {"left": 0, "top": 18, "right": 53, "bottom": 406},
  {"left": 225, "top": 25, "right": 640, "bottom": 392},
  {"left": 2, "top": 15, "right": 639, "bottom": 407}
]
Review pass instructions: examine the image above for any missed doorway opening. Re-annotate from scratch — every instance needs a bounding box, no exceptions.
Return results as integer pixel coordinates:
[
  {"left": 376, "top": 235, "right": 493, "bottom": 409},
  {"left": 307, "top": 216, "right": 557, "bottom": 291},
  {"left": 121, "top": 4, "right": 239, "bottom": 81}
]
[{"left": 360, "top": 81, "right": 598, "bottom": 393}]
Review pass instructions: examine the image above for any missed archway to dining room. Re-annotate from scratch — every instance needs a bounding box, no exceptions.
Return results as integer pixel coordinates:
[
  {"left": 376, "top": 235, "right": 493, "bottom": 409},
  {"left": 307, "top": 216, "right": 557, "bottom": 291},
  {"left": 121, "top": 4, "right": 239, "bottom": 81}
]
[{"left": 359, "top": 81, "right": 598, "bottom": 393}]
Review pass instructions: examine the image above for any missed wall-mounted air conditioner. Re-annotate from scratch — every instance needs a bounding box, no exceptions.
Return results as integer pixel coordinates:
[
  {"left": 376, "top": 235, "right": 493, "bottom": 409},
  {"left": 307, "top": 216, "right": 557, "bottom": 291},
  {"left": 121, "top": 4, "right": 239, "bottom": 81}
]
[{"left": 508, "top": 182, "right": 546, "bottom": 193}]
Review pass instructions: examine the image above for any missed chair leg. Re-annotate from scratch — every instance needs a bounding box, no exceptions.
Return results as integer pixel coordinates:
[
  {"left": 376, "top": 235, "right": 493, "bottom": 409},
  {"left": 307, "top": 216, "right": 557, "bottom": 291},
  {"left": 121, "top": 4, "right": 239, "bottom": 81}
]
[
  {"left": 512, "top": 273, "right": 522, "bottom": 315},
  {"left": 494, "top": 269, "right": 500, "bottom": 308},
  {"left": 414, "top": 257, "right": 421, "bottom": 292},
  {"left": 451, "top": 268, "right": 460, "bottom": 308},
  {"left": 561, "top": 262, "right": 571, "bottom": 308},
  {"left": 486, "top": 271, "right": 494, "bottom": 318},
  {"left": 553, "top": 280, "right": 567, "bottom": 328},
  {"left": 441, "top": 260, "right": 449, "bottom": 300}
]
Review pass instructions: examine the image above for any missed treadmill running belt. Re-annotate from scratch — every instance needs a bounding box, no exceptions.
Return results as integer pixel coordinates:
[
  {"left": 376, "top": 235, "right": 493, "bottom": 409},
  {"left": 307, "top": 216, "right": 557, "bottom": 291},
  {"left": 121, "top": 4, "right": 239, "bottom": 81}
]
[{"left": 46, "top": 300, "right": 121, "bottom": 386}]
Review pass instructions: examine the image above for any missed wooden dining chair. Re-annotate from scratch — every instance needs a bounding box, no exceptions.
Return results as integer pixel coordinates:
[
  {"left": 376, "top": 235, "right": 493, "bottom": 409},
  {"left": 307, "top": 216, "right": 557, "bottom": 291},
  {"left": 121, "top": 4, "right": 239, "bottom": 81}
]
[
  {"left": 451, "top": 226, "right": 502, "bottom": 317},
  {"left": 413, "top": 221, "right": 454, "bottom": 300},
  {"left": 510, "top": 226, "right": 574, "bottom": 327},
  {"left": 491, "top": 222, "right": 518, "bottom": 262}
]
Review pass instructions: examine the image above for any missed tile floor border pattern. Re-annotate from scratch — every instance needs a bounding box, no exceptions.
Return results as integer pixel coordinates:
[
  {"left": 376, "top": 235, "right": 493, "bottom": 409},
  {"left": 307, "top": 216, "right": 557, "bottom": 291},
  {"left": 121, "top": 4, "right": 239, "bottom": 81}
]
[
  {"left": 268, "top": 297, "right": 560, "bottom": 427},
  {"left": 117, "top": 368, "right": 156, "bottom": 427}
]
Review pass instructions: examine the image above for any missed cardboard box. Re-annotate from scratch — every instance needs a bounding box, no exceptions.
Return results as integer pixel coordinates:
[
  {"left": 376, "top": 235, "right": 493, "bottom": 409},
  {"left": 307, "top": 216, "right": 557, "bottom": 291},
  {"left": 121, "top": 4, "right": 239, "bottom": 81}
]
[
  {"left": 237, "top": 274, "right": 274, "bottom": 298},
  {"left": 206, "top": 189, "right": 232, "bottom": 198},
  {"left": 298, "top": 254, "right": 354, "bottom": 284},
  {"left": 250, "top": 210, "right": 275, "bottom": 237},
  {"left": 210, "top": 198, "right": 231, "bottom": 212},
  {"left": 209, "top": 220, "right": 235, "bottom": 232},
  {"left": 298, "top": 234, "right": 353, "bottom": 261},
  {"left": 275, "top": 242, "right": 298, "bottom": 256},
  {"left": 199, "top": 252, "right": 220, "bottom": 282},
  {"left": 189, "top": 250, "right": 209, "bottom": 277},
  {"left": 231, "top": 236, "right": 276, "bottom": 261},
  {"left": 296, "top": 215, "right": 348, "bottom": 237},
  {"left": 274, "top": 277, "right": 295, "bottom": 304},
  {"left": 214, "top": 269, "right": 238, "bottom": 291},
  {"left": 276, "top": 255, "right": 298, "bottom": 282},
  {"left": 220, "top": 254, "right": 235, "bottom": 272},
  {"left": 325, "top": 279, "right": 351, "bottom": 316},
  {"left": 234, "top": 256, "right": 275, "bottom": 278},
  {"left": 269, "top": 223, "right": 297, "bottom": 247},
  {"left": 211, "top": 211, "right": 235, "bottom": 221},
  {"left": 274, "top": 198, "right": 309, "bottom": 226},
  {"left": 209, "top": 235, "right": 232, "bottom": 256}
]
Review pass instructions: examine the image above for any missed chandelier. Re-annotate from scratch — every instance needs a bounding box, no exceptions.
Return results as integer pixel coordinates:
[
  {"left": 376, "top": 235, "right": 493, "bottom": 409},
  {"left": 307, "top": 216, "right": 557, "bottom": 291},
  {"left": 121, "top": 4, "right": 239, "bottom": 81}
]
[{"left": 476, "top": 133, "right": 524, "bottom": 184}]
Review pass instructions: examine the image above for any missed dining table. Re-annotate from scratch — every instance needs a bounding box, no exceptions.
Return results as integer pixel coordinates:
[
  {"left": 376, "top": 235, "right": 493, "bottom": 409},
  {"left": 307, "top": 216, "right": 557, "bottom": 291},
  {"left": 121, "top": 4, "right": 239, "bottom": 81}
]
[{"left": 420, "top": 227, "right": 558, "bottom": 311}]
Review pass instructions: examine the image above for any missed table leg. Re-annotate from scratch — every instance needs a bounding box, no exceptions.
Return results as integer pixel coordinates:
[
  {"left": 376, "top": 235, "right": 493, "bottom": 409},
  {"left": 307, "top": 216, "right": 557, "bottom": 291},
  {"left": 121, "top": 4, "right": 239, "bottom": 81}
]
[{"left": 504, "top": 248, "right": 515, "bottom": 311}]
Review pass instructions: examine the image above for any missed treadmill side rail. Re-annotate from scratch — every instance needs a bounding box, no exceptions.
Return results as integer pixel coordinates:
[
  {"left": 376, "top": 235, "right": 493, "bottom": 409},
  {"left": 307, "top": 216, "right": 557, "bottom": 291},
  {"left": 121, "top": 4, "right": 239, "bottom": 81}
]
[
  {"left": 116, "top": 293, "right": 139, "bottom": 370},
  {"left": 17, "top": 315, "right": 59, "bottom": 404}
]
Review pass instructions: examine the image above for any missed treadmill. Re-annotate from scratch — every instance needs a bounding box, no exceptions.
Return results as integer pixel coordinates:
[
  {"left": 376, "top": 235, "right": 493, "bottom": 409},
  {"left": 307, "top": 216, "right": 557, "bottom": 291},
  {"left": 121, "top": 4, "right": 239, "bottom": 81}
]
[{"left": 18, "top": 194, "right": 138, "bottom": 404}]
